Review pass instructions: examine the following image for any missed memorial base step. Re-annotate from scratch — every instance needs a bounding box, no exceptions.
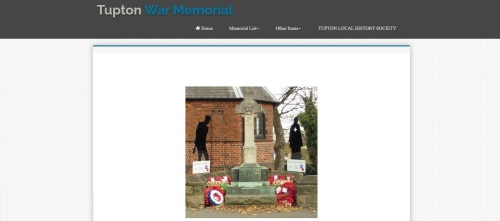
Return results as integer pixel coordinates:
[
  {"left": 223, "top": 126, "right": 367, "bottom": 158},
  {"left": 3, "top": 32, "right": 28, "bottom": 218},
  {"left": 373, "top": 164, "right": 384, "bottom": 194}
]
[{"left": 224, "top": 194, "right": 276, "bottom": 205}]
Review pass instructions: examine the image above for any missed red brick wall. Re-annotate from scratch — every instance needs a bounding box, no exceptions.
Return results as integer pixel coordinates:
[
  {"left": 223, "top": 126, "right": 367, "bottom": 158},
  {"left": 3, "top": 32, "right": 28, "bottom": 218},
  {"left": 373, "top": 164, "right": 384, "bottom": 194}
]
[{"left": 185, "top": 100, "right": 275, "bottom": 173}]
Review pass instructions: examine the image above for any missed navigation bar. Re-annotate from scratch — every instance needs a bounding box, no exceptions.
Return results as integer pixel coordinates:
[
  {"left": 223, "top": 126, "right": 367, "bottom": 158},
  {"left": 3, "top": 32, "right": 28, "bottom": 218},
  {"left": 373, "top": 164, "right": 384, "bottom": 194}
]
[{"left": 0, "top": 0, "right": 498, "bottom": 38}]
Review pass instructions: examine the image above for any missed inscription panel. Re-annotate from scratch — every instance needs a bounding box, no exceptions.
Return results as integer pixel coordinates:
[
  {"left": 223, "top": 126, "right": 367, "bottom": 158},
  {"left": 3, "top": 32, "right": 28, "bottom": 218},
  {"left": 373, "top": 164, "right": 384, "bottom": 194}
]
[{"left": 239, "top": 167, "right": 261, "bottom": 182}]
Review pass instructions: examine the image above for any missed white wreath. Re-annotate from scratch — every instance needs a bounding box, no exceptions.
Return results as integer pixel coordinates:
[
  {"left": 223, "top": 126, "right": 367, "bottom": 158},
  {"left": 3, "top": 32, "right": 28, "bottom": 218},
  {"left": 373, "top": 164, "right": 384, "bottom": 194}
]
[{"left": 209, "top": 189, "right": 224, "bottom": 205}]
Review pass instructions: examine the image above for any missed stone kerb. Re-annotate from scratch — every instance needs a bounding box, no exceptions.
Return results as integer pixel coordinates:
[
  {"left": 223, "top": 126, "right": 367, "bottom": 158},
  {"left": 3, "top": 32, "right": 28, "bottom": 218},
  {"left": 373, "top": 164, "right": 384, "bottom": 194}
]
[
  {"left": 295, "top": 175, "right": 318, "bottom": 207},
  {"left": 185, "top": 175, "right": 205, "bottom": 207}
]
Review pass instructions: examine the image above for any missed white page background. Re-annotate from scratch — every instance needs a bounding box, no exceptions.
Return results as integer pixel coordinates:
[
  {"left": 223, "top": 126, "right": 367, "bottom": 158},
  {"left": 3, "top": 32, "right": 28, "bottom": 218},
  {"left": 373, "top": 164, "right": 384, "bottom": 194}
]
[{"left": 93, "top": 45, "right": 409, "bottom": 221}]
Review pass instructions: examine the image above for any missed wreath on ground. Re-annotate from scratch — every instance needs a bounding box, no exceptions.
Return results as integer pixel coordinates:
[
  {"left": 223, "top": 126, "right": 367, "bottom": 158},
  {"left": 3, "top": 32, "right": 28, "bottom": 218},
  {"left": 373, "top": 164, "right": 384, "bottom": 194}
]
[
  {"left": 268, "top": 175, "right": 296, "bottom": 206},
  {"left": 276, "top": 182, "right": 296, "bottom": 206},
  {"left": 204, "top": 186, "right": 225, "bottom": 206}
]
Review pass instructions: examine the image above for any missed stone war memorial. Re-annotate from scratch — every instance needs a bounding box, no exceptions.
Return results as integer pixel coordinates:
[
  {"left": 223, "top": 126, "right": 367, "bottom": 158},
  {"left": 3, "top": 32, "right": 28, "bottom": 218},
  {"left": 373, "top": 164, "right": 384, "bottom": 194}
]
[
  {"left": 185, "top": 87, "right": 317, "bottom": 212},
  {"left": 225, "top": 93, "right": 275, "bottom": 205}
]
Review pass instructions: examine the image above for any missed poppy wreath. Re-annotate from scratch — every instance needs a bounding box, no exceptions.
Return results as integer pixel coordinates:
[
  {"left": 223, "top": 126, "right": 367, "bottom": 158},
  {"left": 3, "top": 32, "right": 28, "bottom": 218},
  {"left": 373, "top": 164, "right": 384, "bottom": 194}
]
[
  {"left": 268, "top": 175, "right": 294, "bottom": 186},
  {"left": 206, "top": 175, "right": 233, "bottom": 186},
  {"left": 275, "top": 182, "right": 296, "bottom": 206},
  {"left": 277, "top": 193, "right": 295, "bottom": 206},
  {"left": 204, "top": 186, "right": 225, "bottom": 206}
]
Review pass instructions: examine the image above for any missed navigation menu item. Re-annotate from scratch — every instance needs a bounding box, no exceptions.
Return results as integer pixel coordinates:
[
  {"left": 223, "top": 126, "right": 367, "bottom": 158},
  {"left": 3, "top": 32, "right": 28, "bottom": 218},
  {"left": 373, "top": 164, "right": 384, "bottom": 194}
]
[
  {"left": 228, "top": 26, "right": 260, "bottom": 31},
  {"left": 275, "top": 26, "right": 302, "bottom": 31}
]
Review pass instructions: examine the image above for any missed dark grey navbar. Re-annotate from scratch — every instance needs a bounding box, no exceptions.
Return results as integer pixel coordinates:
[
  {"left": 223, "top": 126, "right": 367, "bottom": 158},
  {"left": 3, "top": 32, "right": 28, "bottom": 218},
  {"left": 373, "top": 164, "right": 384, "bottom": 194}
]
[{"left": 0, "top": 0, "right": 498, "bottom": 38}]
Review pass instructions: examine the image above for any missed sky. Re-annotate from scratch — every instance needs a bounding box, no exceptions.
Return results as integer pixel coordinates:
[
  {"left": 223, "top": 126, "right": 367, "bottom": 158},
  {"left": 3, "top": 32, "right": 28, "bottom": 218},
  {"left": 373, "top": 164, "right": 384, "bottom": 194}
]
[{"left": 265, "top": 86, "right": 305, "bottom": 137}]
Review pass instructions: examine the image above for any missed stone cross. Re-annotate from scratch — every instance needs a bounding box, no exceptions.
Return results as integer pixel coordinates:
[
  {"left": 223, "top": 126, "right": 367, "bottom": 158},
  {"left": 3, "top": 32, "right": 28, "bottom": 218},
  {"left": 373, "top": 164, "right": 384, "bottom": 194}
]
[{"left": 235, "top": 93, "right": 263, "bottom": 165}]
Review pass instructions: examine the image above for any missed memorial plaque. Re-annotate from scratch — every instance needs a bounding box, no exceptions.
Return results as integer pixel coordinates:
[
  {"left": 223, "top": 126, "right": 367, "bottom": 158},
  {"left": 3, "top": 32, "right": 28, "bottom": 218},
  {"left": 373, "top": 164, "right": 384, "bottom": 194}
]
[
  {"left": 239, "top": 166, "right": 262, "bottom": 182},
  {"left": 287, "top": 159, "right": 306, "bottom": 173},
  {"left": 192, "top": 161, "right": 210, "bottom": 174}
]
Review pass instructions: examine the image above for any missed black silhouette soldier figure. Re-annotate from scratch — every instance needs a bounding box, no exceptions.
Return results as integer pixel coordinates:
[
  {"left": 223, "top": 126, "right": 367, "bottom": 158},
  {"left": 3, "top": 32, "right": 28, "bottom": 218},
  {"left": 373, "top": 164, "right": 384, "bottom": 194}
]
[
  {"left": 193, "top": 115, "right": 211, "bottom": 161},
  {"left": 289, "top": 117, "right": 303, "bottom": 159}
]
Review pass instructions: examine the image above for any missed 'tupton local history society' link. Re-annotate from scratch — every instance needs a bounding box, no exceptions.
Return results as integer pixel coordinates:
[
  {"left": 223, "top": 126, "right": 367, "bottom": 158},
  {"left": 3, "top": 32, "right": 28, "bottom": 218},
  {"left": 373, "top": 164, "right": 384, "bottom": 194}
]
[{"left": 318, "top": 26, "right": 397, "bottom": 31}]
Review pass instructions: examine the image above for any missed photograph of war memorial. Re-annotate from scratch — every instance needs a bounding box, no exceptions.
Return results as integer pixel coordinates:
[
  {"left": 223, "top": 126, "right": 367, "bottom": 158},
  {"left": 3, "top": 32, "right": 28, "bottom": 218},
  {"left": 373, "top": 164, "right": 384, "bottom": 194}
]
[{"left": 185, "top": 86, "right": 318, "bottom": 218}]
